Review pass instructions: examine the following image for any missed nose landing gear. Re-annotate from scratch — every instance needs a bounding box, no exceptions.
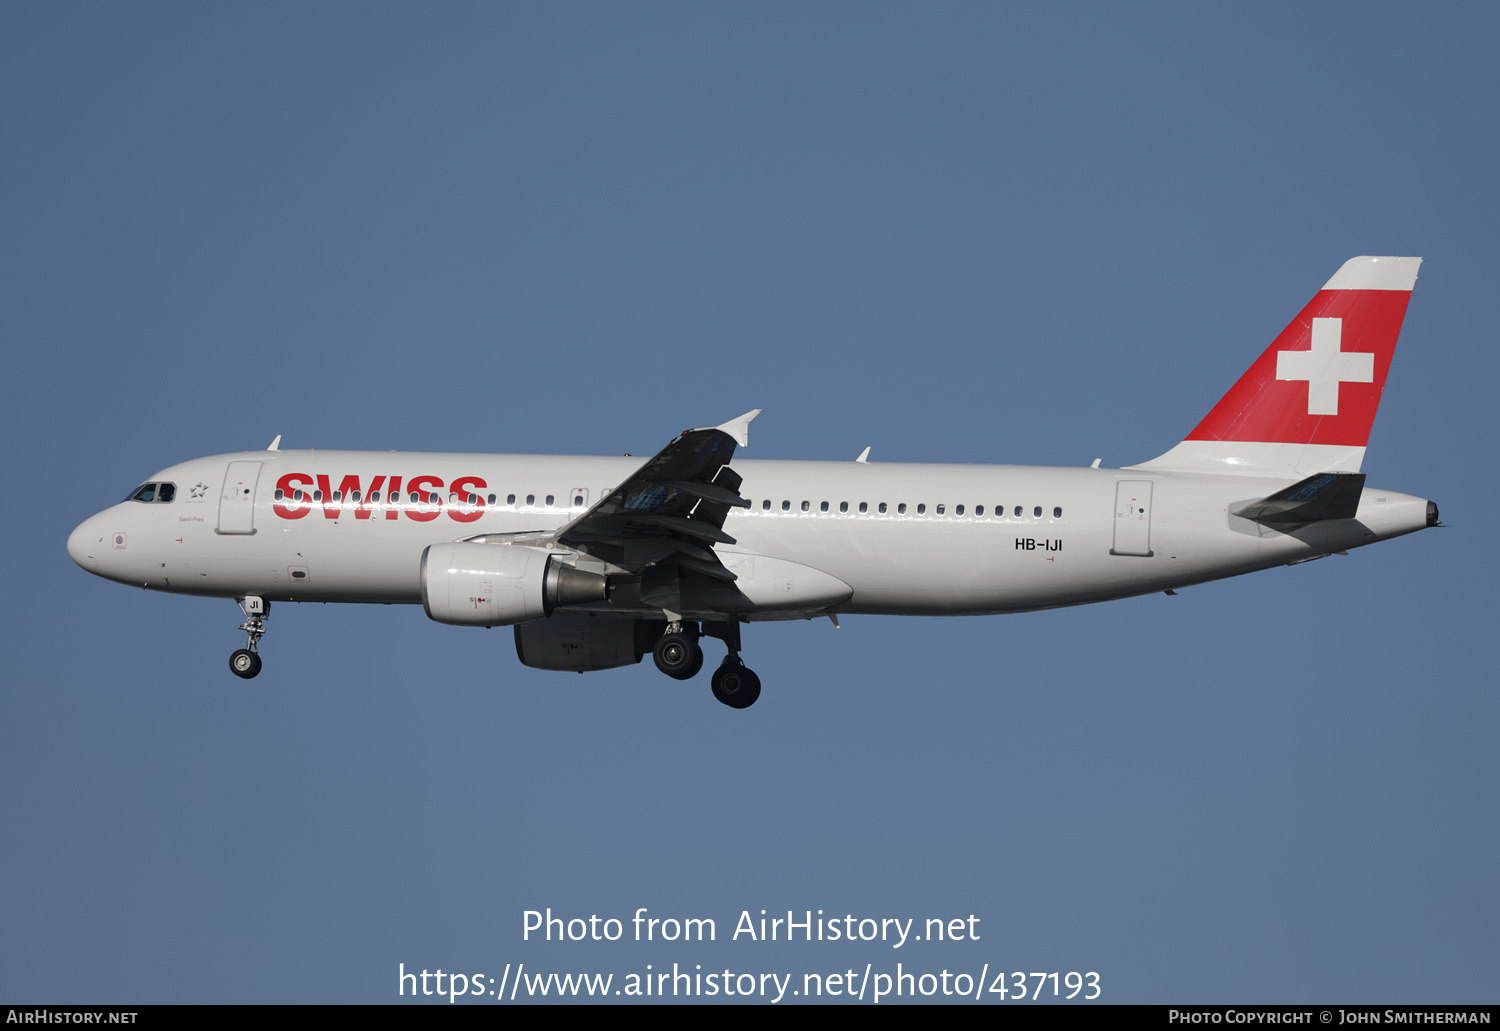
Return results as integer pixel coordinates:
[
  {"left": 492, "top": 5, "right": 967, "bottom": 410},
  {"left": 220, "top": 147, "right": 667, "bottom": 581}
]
[
  {"left": 229, "top": 648, "right": 261, "bottom": 678},
  {"left": 229, "top": 596, "right": 268, "bottom": 680}
]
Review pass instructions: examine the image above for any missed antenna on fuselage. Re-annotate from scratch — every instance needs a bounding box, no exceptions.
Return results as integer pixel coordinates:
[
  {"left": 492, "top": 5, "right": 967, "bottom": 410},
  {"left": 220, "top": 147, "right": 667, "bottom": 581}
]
[{"left": 267, "top": 435, "right": 282, "bottom": 451}]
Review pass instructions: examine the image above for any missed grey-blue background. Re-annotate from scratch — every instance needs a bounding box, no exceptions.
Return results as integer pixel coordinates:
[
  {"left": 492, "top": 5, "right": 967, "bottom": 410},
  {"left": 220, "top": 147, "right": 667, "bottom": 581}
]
[{"left": 3, "top": 2, "right": 1493, "bottom": 1004}]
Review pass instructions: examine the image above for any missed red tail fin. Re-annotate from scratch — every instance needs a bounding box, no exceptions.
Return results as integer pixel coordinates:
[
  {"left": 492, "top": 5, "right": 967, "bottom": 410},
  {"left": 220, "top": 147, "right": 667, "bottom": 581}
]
[{"left": 1131, "top": 256, "right": 1420, "bottom": 478}]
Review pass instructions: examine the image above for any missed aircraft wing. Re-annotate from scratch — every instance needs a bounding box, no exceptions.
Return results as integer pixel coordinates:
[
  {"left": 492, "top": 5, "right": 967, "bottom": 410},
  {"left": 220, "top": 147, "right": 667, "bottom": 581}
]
[{"left": 555, "top": 410, "right": 760, "bottom": 579}]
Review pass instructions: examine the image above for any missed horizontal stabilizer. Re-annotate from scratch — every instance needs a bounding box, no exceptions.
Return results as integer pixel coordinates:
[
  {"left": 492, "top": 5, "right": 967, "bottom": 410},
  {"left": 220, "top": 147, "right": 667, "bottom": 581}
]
[{"left": 1232, "top": 472, "right": 1366, "bottom": 526}]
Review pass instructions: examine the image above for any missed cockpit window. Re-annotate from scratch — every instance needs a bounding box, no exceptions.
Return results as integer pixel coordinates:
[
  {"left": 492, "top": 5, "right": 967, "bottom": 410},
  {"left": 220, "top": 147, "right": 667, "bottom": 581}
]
[{"left": 126, "top": 482, "right": 176, "bottom": 504}]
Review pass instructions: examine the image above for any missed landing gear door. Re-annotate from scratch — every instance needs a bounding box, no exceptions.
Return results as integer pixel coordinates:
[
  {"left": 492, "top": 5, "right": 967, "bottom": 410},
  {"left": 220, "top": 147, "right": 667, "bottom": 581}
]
[
  {"left": 218, "top": 461, "right": 262, "bottom": 535},
  {"left": 1111, "top": 480, "right": 1153, "bottom": 557}
]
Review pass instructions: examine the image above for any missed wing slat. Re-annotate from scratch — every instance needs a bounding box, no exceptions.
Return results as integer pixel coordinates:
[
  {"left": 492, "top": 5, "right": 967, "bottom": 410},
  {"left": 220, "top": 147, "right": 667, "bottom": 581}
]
[{"left": 655, "top": 479, "right": 750, "bottom": 508}]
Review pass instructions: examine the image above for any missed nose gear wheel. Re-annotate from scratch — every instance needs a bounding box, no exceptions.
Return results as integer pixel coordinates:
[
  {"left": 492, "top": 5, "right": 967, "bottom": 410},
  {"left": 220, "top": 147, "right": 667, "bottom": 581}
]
[
  {"left": 229, "top": 649, "right": 262, "bottom": 679},
  {"left": 229, "top": 597, "right": 269, "bottom": 680}
]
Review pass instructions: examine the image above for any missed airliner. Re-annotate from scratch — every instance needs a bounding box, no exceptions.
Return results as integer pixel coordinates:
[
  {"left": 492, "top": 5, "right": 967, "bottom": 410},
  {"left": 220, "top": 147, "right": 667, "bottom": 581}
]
[{"left": 67, "top": 256, "right": 1437, "bottom": 708}]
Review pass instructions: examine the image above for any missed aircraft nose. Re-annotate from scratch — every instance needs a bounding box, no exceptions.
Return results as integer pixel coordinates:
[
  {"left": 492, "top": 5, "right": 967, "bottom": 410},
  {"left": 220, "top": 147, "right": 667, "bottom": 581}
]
[{"left": 68, "top": 517, "right": 101, "bottom": 573}]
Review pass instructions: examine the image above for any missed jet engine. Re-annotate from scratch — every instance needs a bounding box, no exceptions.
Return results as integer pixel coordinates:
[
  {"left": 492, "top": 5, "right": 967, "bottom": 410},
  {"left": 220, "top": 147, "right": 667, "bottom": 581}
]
[{"left": 420, "top": 541, "right": 607, "bottom": 627}]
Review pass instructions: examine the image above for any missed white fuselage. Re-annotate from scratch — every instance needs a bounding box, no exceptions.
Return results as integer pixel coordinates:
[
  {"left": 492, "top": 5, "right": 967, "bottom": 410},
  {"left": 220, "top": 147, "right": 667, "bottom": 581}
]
[{"left": 67, "top": 449, "right": 1433, "bottom": 619}]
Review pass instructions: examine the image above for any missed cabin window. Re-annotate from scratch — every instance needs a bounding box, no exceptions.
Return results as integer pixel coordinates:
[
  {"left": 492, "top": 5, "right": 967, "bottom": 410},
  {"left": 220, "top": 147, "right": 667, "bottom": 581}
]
[
  {"left": 526, "top": 494, "right": 535, "bottom": 506},
  {"left": 955, "top": 504, "right": 963, "bottom": 515},
  {"left": 1054, "top": 506, "right": 1063, "bottom": 518},
  {"left": 762, "top": 499, "right": 771, "bottom": 511},
  {"left": 820, "top": 501, "right": 829, "bottom": 512},
  {"left": 839, "top": 501, "right": 848, "bottom": 513},
  {"left": 936, "top": 504, "right": 945, "bottom": 515},
  {"left": 898, "top": 503, "right": 907, "bottom": 514},
  {"left": 859, "top": 502, "right": 868, "bottom": 513},
  {"left": 293, "top": 490, "right": 305, "bottom": 502},
  {"left": 1014, "top": 505, "right": 1023, "bottom": 517},
  {"left": 975, "top": 505, "right": 983, "bottom": 515},
  {"left": 879, "top": 503, "right": 887, "bottom": 513},
  {"left": 782, "top": 500, "right": 790, "bottom": 511},
  {"left": 274, "top": 489, "right": 284, "bottom": 501},
  {"left": 801, "top": 501, "right": 810, "bottom": 512},
  {"left": 546, "top": 495, "right": 555, "bottom": 507},
  {"left": 1034, "top": 506, "right": 1042, "bottom": 517},
  {"left": 573, "top": 495, "right": 584, "bottom": 507},
  {"left": 313, "top": 490, "right": 323, "bottom": 502}
]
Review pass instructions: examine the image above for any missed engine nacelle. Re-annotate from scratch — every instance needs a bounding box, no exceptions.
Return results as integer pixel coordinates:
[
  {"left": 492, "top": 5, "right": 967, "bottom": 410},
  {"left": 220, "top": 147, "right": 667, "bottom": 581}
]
[
  {"left": 420, "top": 541, "right": 607, "bottom": 627},
  {"left": 514, "top": 615, "right": 664, "bottom": 672}
]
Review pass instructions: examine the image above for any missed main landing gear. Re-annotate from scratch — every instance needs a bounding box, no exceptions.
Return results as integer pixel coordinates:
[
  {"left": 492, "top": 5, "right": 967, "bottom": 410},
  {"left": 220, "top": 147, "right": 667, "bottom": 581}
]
[
  {"left": 710, "top": 660, "right": 760, "bottom": 710},
  {"left": 651, "top": 619, "right": 761, "bottom": 709},
  {"left": 229, "top": 596, "right": 268, "bottom": 680}
]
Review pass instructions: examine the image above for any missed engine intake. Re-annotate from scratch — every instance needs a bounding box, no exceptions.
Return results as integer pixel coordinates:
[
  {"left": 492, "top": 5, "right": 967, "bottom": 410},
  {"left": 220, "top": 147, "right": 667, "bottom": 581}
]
[{"left": 420, "top": 541, "right": 607, "bottom": 627}]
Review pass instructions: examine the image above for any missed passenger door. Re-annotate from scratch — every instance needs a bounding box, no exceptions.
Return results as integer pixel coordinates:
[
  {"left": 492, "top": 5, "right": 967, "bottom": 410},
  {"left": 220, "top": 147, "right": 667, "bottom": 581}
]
[{"left": 217, "top": 461, "right": 262, "bottom": 535}]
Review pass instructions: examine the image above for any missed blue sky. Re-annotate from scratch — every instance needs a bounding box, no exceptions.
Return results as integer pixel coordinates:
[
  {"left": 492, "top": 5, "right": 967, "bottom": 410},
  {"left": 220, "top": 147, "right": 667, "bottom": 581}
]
[{"left": 2, "top": 2, "right": 1495, "bottom": 1004}]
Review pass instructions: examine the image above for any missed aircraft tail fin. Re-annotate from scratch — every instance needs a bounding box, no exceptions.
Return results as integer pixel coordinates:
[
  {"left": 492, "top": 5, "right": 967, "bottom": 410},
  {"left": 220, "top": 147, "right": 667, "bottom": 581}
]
[{"left": 1128, "top": 256, "right": 1421, "bottom": 479}]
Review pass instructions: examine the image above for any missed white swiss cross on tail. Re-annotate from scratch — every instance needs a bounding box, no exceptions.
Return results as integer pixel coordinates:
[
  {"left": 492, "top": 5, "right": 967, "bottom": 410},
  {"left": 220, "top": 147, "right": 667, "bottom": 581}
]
[{"left": 1275, "top": 317, "right": 1375, "bottom": 416}]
